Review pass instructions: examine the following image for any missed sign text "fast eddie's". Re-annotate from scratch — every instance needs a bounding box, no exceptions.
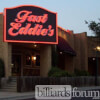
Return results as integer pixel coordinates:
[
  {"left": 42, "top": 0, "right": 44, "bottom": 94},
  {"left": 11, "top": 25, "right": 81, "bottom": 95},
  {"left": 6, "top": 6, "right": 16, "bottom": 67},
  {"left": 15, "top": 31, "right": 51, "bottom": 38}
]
[{"left": 9, "top": 10, "right": 54, "bottom": 37}]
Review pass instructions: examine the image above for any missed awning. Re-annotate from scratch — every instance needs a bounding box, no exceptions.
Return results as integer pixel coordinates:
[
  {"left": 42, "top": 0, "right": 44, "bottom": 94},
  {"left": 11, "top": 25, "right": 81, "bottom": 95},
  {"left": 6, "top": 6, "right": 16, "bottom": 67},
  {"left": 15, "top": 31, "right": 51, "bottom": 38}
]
[{"left": 57, "top": 36, "right": 76, "bottom": 56}]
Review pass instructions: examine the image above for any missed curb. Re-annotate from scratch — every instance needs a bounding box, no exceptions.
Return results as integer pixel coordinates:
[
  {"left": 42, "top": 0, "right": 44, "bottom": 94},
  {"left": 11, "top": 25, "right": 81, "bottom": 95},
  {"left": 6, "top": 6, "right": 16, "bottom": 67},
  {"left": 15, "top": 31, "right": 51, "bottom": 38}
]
[
  {"left": 0, "top": 92, "right": 34, "bottom": 100},
  {"left": 77, "top": 86, "right": 100, "bottom": 91}
]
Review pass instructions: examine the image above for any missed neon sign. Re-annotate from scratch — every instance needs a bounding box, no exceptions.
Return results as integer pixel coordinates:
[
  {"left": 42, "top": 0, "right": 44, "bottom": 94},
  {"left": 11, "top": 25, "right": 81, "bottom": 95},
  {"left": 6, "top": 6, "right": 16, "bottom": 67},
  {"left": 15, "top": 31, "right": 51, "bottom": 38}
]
[{"left": 4, "top": 5, "right": 58, "bottom": 44}]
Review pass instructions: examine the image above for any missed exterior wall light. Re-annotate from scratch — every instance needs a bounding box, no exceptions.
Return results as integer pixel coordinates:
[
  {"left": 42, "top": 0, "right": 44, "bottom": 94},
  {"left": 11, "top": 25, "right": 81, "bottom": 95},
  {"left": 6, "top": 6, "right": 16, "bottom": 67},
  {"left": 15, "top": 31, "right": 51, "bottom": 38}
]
[
  {"left": 60, "top": 52, "right": 62, "bottom": 54},
  {"left": 94, "top": 46, "right": 100, "bottom": 51},
  {"left": 93, "top": 58, "right": 95, "bottom": 60},
  {"left": 96, "top": 46, "right": 100, "bottom": 51},
  {"left": 34, "top": 44, "right": 37, "bottom": 47}
]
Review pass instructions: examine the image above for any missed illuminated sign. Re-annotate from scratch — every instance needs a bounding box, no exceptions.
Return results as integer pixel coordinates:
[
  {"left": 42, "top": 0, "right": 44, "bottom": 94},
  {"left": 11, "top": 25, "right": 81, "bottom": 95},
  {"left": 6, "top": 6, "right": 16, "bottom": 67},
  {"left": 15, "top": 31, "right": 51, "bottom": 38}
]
[{"left": 4, "top": 5, "right": 58, "bottom": 44}]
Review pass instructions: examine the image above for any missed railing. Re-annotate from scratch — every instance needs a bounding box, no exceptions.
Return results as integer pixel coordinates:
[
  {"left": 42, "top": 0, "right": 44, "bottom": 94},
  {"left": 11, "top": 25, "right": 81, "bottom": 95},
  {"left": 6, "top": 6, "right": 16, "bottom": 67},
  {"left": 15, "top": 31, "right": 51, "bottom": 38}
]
[{"left": 17, "top": 76, "right": 100, "bottom": 92}]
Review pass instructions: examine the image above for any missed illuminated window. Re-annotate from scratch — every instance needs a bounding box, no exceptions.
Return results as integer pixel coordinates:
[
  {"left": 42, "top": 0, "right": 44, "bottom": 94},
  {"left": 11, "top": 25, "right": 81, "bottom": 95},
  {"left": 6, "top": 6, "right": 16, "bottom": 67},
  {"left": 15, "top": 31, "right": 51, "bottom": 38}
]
[{"left": 26, "top": 55, "right": 31, "bottom": 65}]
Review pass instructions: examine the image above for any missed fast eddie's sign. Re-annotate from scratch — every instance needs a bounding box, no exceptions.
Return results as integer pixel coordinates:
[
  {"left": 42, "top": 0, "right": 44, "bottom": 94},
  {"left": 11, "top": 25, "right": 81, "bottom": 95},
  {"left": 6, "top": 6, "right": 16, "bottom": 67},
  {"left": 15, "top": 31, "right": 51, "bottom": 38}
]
[{"left": 4, "top": 5, "right": 58, "bottom": 44}]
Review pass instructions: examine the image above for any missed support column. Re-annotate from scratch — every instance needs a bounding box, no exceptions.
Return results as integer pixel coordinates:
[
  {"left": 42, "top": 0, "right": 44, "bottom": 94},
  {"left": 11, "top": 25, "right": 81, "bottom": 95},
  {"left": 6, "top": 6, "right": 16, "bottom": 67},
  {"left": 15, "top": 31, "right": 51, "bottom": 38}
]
[
  {"left": 65, "top": 55, "right": 74, "bottom": 73},
  {"left": 0, "top": 14, "right": 12, "bottom": 78},
  {"left": 8, "top": 43, "right": 12, "bottom": 77},
  {"left": 40, "top": 45, "right": 52, "bottom": 77}
]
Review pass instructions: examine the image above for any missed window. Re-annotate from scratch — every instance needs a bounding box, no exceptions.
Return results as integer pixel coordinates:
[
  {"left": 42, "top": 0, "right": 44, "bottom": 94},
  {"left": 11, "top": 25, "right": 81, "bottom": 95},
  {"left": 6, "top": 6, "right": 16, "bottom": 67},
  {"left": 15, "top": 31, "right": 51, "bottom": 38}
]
[{"left": 26, "top": 55, "right": 31, "bottom": 65}]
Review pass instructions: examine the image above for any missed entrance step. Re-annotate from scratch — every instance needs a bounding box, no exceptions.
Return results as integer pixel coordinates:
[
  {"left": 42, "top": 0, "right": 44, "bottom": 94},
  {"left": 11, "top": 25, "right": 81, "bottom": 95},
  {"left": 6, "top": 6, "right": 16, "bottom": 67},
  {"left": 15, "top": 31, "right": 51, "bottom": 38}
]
[{"left": 0, "top": 77, "right": 17, "bottom": 92}]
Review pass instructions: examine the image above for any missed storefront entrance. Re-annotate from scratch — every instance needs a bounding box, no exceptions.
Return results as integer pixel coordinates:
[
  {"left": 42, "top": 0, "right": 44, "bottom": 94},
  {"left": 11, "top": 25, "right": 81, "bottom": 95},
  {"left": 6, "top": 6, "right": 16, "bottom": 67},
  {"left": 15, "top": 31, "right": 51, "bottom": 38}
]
[
  {"left": 11, "top": 43, "right": 40, "bottom": 76},
  {"left": 10, "top": 43, "right": 52, "bottom": 77},
  {"left": 12, "top": 54, "right": 21, "bottom": 76}
]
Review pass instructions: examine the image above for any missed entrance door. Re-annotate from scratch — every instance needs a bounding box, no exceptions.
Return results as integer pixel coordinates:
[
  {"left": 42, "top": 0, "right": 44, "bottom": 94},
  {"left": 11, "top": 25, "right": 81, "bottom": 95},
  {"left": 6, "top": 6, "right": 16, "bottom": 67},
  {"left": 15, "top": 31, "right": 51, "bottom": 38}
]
[{"left": 12, "top": 54, "right": 21, "bottom": 76}]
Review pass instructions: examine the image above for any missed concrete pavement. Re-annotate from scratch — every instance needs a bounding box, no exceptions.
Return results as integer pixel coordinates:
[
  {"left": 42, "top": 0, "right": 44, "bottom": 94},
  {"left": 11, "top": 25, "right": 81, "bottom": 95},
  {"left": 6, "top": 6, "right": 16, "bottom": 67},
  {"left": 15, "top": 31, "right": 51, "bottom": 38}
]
[{"left": 0, "top": 86, "right": 100, "bottom": 100}]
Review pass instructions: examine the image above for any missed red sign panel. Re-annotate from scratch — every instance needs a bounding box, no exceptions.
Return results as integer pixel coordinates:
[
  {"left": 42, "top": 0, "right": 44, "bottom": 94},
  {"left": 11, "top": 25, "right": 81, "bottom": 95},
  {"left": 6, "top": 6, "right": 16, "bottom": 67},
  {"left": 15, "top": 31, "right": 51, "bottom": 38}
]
[{"left": 4, "top": 5, "right": 58, "bottom": 44}]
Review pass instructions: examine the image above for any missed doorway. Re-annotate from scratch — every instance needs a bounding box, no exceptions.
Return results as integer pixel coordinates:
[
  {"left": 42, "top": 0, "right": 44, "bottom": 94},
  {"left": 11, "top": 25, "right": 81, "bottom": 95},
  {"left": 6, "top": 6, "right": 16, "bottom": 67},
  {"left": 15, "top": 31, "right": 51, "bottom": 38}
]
[{"left": 12, "top": 54, "right": 21, "bottom": 76}]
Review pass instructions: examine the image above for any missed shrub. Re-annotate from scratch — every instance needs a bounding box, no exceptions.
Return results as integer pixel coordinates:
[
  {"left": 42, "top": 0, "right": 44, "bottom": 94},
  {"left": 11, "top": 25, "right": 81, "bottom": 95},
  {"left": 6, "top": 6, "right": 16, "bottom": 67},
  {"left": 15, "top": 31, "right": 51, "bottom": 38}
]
[
  {"left": 0, "top": 58, "right": 5, "bottom": 78},
  {"left": 48, "top": 67, "right": 72, "bottom": 77},
  {"left": 74, "top": 69, "right": 90, "bottom": 76},
  {"left": 48, "top": 67, "right": 90, "bottom": 77}
]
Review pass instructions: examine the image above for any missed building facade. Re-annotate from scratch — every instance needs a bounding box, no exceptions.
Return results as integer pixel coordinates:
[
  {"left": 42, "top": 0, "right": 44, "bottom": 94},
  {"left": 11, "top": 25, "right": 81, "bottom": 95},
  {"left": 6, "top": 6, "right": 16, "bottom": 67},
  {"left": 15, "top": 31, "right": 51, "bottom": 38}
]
[{"left": 0, "top": 6, "right": 100, "bottom": 78}]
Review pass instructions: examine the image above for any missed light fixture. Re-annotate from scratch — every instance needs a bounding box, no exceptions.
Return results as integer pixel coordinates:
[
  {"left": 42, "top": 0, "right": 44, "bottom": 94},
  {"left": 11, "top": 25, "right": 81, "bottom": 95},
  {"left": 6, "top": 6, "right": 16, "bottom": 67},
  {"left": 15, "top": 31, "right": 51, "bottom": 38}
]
[
  {"left": 33, "top": 56, "right": 36, "bottom": 60},
  {"left": 32, "top": 56, "right": 36, "bottom": 61},
  {"left": 34, "top": 43, "right": 37, "bottom": 47},
  {"left": 28, "top": 57, "right": 31, "bottom": 60},
  {"left": 94, "top": 46, "right": 100, "bottom": 51},
  {"left": 92, "top": 58, "right": 95, "bottom": 61},
  {"left": 60, "top": 52, "right": 62, "bottom": 54},
  {"left": 96, "top": 46, "right": 100, "bottom": 51}
]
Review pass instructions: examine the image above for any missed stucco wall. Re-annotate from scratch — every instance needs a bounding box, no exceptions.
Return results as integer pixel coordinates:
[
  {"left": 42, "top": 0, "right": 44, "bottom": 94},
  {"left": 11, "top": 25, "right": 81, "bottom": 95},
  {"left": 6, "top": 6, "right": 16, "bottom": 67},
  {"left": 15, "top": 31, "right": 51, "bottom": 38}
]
[
  {"left": 0, "top": 14, "right": 12, "bottom": 77},
  {"left": 58, "top": 27, "right": 74, "bottom": 49},
  {"left": 65, "top": 54, "right": 74, "bottom": 73},
  {"left": 40, "top": 45, "right": 52, "bottom": 77},
  {"left": 58, "top": 27, "right": 75, "bottom": 72},
  {"left": 58, "top": 27, "right": 88, "bottom": 71},
  {"left": 74, "top": 32, "right": 88, "bottom": 71}
]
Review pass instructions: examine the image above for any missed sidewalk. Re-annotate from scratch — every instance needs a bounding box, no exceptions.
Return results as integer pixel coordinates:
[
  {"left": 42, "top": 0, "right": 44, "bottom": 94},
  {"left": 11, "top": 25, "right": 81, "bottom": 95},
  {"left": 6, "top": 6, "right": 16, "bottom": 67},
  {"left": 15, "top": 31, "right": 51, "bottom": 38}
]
[
  {"left": 0, "top": 86, "right": 100, "bottom": 100},
  {"left": 0, "top": 91, "right": 34, "bottom": 100}
]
